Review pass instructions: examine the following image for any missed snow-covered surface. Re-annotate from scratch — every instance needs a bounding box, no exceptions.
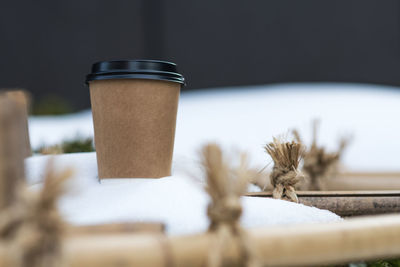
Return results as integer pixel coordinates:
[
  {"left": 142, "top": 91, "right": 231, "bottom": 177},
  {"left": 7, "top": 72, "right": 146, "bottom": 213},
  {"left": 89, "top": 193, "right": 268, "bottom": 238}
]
[
  {"left": 26, "top": 153, "right": 340, "bottom": 235},
  {"left": 29, "top": 82, "right": 400, "bottom": 172},
  {"left": 26, "top": 82, "right": 400, "bottom": 235}
]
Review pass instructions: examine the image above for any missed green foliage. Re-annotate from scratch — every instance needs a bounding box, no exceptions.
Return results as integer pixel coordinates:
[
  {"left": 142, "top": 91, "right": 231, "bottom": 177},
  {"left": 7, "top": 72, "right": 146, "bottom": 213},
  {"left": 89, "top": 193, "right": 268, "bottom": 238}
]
[
  {"left": 367, "top": 259, "right": 400, "bottom": 267},
  {"left": 35, "top": 137, "right": 95, "bottom": 154},
  {"left": 346, "top": 260, "right": 400, "bottom": 267},
  {"left": 60, "top": 137, "right": 95, "bottom": 153},
  {"left": 32, "top": 95, "right": 74, "bottom": 115},
  {"left": 329, "top": 259, "right": 400, "bottom": 267},
  {"left": 349, "top": 263, "right": 367, "bottom": 267}
]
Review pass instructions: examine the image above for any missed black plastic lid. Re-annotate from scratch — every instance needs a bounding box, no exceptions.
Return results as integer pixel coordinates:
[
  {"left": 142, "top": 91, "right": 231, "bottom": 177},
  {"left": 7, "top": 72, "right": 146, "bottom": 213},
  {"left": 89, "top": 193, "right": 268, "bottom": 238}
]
[{"left": 85, "top": 59, "right": 185, "bottom": 85}]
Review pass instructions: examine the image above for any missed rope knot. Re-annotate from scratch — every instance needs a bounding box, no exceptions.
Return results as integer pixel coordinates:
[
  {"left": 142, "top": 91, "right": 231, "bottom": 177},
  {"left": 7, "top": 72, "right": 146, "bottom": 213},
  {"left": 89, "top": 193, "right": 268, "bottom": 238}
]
[
  {"left": 293, "top": 121, "right": 350, "bottom": 190},
  {"left": 271, "top": 167, "right": 302, "bottom": 187},
  {"left": 265, "top": 138, "right": 304, "bottom": 203},
  {"left": 201, "top": 143, "right": 261, "bottom": 267},
  {"left": 207, "top": 196, "right": 242, "bottom": 228},
  {"left": 0, "top": 160, "right": 72, "bottom": 267}
]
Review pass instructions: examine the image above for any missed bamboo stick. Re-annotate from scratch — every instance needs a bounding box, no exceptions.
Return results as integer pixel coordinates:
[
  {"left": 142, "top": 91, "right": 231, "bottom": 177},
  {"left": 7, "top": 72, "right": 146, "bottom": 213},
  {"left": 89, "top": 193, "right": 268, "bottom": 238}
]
[
  {"left": 0, "top": 199, "right": 399, "bottom": 265},
  {"left": 0, "top": 96, "right": 25, "bottom": 209},
  {"left": 252, "top": 214, "right": 400, "bottom": 266},
  {"left": 66, "top": 222, "right": 165, "bottom": 236},
  {"left": 326, "top": 172, "right": 400, "bottom": 190},
  {"left": 257, "top": 171, "right": 400, "bottom": 191},
  {"left": 0, "top": 214, "right": 393, "bottom": 267},
  {"left": 246, "top": 191, "right": 400, "bottom": 216},
  {"left": 3, "top": 90, "right": 32, "bottom": 158}
]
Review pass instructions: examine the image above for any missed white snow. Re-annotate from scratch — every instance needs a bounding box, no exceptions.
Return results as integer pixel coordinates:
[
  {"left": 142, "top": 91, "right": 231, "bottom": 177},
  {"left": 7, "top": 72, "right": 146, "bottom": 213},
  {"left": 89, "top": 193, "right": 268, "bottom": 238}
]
[
  {"left": 25, "top": 152, "right": 341, "bottom": 235},
  {"left": 29, "top": 82, "right": 400, "bottom": 172},
  {"left": 29, "top": 110, "right": 93, "bottom": 149},
  {"left": 26, "top": 82, "right": 400, "bottom": 235}
]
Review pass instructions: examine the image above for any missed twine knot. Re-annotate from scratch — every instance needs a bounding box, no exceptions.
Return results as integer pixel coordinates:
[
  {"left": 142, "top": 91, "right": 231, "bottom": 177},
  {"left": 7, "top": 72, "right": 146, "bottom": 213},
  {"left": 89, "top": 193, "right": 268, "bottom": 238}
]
[
  {"left": 207, "top": 197, "right": 242, "bottom": 230},
  {"left": 201, "top": 144, "right": 260, "bottom": 267},
  {"left": 0, "top": 161, "right": 71, "bottom": 267},
  {"left": 270, "top": 166, "right": 304, "bottom": 202},
  {"left": 265, "top": 138, "right": 304, "bottom": 203},
  {"left": 293, "top": 121, "right": 350, "bottom": 190},
  {"left": 303, "top": 146, "right": 339, "bottom": 190}
]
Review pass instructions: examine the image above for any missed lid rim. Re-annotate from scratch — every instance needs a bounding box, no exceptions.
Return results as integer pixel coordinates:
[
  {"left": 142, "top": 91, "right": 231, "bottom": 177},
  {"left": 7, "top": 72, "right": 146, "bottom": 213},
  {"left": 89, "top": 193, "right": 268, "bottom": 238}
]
[
  {"left": 90, "top": 69, "right": 183, "bottom": 77},
  {"left": 86, "top": 73, "right": 185, "bottom": 85},
  {"left": 92, "top": 59, "right": 177, "bottom": 67},
  {"left": 86, "top": 59, "right": 185, "bottom": 86}
]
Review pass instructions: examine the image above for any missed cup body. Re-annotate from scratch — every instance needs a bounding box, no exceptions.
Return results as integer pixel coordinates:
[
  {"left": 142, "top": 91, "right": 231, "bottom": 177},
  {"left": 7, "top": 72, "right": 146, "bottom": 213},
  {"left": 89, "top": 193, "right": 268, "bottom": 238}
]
[{"left": 86, "top": 60, "right": 184, "bottom": 179}]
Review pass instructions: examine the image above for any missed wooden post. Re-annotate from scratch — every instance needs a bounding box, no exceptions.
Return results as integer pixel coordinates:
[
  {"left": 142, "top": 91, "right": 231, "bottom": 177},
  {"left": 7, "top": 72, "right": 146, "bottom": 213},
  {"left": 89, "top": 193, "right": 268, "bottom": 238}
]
[
  {"left": 246, "top": 190, "right": 400, "bottom": 216},
  {"left": 0, "top": 96, "right": 25, "bottom": 210}
]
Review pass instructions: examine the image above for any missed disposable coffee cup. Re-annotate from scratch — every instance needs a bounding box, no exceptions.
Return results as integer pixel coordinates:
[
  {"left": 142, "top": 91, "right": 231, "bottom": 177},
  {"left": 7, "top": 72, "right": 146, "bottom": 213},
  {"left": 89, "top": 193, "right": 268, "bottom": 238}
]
[{"left": 86, "top": 60, "right": 185, "bottom": 179}]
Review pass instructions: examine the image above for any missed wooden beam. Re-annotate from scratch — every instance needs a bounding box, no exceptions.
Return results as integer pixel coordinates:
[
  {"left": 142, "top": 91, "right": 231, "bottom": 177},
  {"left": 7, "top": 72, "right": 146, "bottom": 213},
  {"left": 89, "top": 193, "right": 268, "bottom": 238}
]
[{"left": 246, "top": 191, "right": 400, "bottom": 216}]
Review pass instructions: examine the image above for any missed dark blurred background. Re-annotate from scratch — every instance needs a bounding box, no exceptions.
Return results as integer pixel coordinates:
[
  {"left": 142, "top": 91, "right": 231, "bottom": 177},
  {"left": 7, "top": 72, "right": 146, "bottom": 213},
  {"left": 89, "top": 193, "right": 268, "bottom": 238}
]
[{"left": 1, "top": 0, "right": 399, "bottom": 112}]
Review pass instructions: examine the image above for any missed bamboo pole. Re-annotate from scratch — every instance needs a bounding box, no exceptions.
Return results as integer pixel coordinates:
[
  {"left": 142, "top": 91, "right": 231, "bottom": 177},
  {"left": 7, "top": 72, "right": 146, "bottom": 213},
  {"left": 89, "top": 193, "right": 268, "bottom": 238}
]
[
  {"left": 326, "top": 172, "right": 400, "bottom": 190},
  {"left": 66, "top": 222, "right": 165, "bottom": 236},
  {"left": 252, "top": 214, "right": 400, "bottom": 266},
  {"left": 257, "top": 171, "right": 400, "bottom": 191},
  {"left": 0, "top": 96, "right": 25, "bottom": 209},
  {"left": 246, "top": 191, "right": 400, "bottom": 216},
  {"left": 3, "top": 90, "right": 32, "bottom": 158},
  {"left": 0, "top": 214, "right": 391, "bottom": 267}
]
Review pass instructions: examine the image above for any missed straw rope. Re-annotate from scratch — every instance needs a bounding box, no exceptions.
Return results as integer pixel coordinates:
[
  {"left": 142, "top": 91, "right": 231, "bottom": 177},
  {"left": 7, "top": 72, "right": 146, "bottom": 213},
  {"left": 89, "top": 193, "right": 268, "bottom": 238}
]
[
  {"left": 0, "top": 161, "right": 72, "bottom": 267},
  {"left": 265, "top": 138, "right": 304, "bottom": 203},
  {"left": 293, "top": 120, "right": 350, "bottom": 190},
  {"left": 201, "top": 144, "right": 260, "bottom": 267}
]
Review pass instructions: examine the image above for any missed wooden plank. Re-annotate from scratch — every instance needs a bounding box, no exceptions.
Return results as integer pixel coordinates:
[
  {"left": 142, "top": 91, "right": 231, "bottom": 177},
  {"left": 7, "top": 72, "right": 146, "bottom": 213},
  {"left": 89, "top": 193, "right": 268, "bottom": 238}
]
[
  {"left": 247, "top": 190, "right": 400, "bottom": 197},
  {"left": 246, "top": 191, "right": 400, "bottom": 216}
]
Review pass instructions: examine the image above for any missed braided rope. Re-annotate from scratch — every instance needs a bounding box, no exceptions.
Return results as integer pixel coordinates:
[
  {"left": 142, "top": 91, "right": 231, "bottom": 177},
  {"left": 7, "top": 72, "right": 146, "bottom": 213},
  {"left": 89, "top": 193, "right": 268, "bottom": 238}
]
[
  {"left": 0, "top": 161, "right": 71, "bottom": 267},
  {"left": 266, "top": 138, "right": 304, "bottom": 203},
  {"left": 202, "top": 144, "right": 260, "bottom": 267},
  {"left": 293, "top": 121, "right": 350, "bottom": 190}
]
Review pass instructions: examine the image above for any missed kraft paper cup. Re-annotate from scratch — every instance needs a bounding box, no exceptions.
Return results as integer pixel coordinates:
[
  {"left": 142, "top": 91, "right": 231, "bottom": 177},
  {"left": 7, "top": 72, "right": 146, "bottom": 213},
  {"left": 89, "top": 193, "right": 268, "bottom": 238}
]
[{"left": 86, "top": 60, "right": 185, "bottom": 179}]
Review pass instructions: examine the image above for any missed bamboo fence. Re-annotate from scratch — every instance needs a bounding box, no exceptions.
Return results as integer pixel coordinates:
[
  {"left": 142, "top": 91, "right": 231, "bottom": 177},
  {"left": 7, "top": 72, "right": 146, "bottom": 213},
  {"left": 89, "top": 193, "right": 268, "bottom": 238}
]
[{"left": 1, "top": 91, "right": 400, "bottom": 266}]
